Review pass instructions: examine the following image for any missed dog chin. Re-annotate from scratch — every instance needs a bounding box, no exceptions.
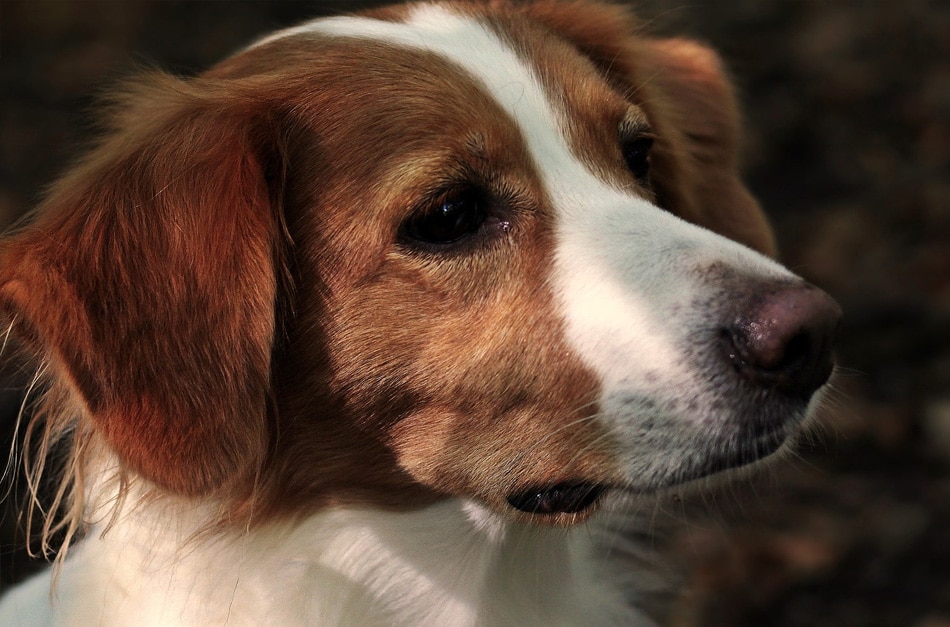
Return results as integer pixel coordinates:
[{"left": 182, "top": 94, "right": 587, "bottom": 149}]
[
  {"left": 659, "top": 427, "right": 793, "bottom": 489},
  {"left": 504, "top": 425, "right": 796, "bottom": 522},
  {"left": 603, "top": 393, "right": 823, "bottom": 508}
]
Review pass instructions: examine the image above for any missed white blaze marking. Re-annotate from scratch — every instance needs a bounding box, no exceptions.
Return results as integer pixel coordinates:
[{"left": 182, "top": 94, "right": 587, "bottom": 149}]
[{"left": 255, "top": 5, "right": 794, "bottom": 459}]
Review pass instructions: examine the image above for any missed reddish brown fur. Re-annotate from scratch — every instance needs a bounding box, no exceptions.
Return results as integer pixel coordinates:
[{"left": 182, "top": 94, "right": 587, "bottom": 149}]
[
  {"left": 0, "top": 76, "right": 281, "bottom": 498},
  {"left": 214, "top": 40, "right": 618, "bottom": 521},
  {"left": 0, "top": 1, "right": 775, "bottom": 534},
  {"left": 520, "top": 0, "right": 777, "bottom": 255}
]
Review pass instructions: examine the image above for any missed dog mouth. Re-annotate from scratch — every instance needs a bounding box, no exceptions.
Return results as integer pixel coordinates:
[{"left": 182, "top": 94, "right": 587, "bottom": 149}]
[
  {"left": 672, "top": 429, "right": 789, "bottom": 485},
  {"left": 505, "top": 430, "right": 789, "bottom": 516},
  {"left": 506, "top": 482, "right": 607, "bottom": 515}
]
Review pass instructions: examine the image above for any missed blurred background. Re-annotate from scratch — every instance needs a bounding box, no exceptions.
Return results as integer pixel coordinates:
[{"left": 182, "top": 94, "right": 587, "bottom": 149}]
[{"left": 0, "top": 1, "right": 947, "bottom": 625}]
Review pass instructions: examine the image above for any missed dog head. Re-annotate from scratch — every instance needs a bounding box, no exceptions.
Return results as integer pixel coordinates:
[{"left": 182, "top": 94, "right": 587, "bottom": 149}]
[{"left": 0, "top": 1, "right": 839, "bottom": 527}]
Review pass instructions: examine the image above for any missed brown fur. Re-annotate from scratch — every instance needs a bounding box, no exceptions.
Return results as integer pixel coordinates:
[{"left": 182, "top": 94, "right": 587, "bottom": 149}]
[
  {"left": 0, "top": 75, "right": 281, "bottom": 499},
  {"left": 520, "top": 0, "right": 777, "bottom": 254},
  {"left": 0, "top": 0, "right": 775, "bottom": 546}
]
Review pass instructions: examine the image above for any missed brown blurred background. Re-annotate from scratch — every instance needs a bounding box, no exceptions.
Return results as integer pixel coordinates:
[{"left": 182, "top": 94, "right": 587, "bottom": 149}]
[{"left": 0, "top": 1, "right": 947, "bottom": 625}]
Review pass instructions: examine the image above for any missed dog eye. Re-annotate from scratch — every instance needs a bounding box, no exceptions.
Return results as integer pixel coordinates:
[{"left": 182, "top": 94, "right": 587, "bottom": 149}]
[
  {"left": 403, "top": 189, "right": 487, "bottom": 245},
  {"left": 621, "top": 135, "right": 653, "bottom": 186}
]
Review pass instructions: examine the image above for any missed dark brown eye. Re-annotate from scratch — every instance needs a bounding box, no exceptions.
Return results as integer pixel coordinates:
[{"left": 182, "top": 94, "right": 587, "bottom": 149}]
[
  {"left": 403, "top": 189, "right": 487, "bottom": 245},
  {"left": 621, "top": 135, "right": 653, "bottom": 186}
]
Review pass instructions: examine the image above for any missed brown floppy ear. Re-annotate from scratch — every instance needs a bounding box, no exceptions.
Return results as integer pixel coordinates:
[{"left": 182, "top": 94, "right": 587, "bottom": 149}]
[
  {"left": 0, "top": 73, "right": 282, "bottom": 496},
  {"left": 523, "top": 1, "right": 777, "bottom": 256},
  {"left": 631, "top": 38, "right": 778, "bottom": 256}
]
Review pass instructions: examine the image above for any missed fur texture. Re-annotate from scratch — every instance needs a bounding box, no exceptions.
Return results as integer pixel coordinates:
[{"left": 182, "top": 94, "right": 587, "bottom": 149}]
[{"left": 0, "top": 2, "right": 839, "bottom": 624}]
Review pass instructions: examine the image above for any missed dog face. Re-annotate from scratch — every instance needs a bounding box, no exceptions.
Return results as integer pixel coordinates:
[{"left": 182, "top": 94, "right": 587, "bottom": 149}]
[{"left": 0, "top": 1, "right": 839, "bottom": 526}]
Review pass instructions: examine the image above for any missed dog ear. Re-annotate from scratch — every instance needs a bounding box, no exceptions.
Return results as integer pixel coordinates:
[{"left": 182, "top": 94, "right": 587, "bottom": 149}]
[
  {"left": 0, "top": 73, "right": 283, "bottom": 496},
  {"left": 631, "top": 38, "right": 778, "bottom": 256},
  {"left": 523, "top": 1, "right": 777, "bottom": 256}
]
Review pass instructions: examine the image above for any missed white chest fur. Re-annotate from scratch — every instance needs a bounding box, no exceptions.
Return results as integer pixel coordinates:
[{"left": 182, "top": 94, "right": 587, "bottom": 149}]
[{"left": 0, "top": 499, "right": 658, "bottom": 626}]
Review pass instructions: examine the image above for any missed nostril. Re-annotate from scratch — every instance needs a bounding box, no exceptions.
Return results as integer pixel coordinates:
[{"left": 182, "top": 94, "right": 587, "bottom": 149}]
[
  {"left": 778, "top": 331, "right": 810, "bottom": 372},
  {"left": 722, "top": 283, "right": 842, "bottom": 398}
]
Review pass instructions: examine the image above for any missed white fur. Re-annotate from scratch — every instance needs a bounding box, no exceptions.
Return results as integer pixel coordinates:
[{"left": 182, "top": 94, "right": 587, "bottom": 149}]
[
  {"left": 1, "top": 6, "right": 815, "bottom": 625},
  {"left": 1, "top": 493, "right": 655, "bottom": 626},
  {"left": 0, "top": 9, "right": 665, "bottom": 626},
  {"left": 265, "top": 5, "right": 803, "bottom": 487}
]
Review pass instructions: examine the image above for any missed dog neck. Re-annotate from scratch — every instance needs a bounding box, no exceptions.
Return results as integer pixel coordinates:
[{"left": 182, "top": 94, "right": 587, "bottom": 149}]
[{"left": 34, "top": 478, "right": 655, "bottom": 626}]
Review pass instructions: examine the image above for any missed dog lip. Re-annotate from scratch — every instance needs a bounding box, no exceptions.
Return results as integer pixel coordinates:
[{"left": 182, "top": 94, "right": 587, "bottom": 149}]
[
  {"left": 618, "top": 430, "right": 791, "bottom": 497},
  {"left": 681, "top": 429, "right": 790, "bottom": 483},
  {"left": 702, "top": 432, "right": 786, "bottom": 474},
  {"left": 506, "top": 482, "right": 607, "bottom": 515},
  {"left": 514, "top": 413, "right": 798, "bottom": 506}
]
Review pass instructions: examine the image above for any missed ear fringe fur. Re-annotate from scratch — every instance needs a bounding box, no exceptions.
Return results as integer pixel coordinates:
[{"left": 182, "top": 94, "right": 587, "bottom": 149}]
[
  {"left": 1, "top": 70, "right": 284, "bottom": 568},
  {"left": 3, "top": 357, "right": 89, "bottom": 570}
]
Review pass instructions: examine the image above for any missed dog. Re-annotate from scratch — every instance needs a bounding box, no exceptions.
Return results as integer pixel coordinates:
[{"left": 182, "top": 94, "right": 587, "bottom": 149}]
[{"left": 0, "top": 1, "right": 841, "bottom": 624}]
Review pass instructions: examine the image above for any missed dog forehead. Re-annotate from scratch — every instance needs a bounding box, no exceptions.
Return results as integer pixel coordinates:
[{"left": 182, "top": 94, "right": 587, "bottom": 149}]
[
  {"left": 259, "top": 7, "right": 555, "bottom": 115},
  {"left": 255, "top": 4, "right": 625, "bottom": 194}
]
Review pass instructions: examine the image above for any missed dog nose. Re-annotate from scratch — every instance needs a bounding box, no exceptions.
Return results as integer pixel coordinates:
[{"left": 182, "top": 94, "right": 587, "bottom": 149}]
[{"left": 722, "top": 283, "right": 842, "bottom": 398}]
